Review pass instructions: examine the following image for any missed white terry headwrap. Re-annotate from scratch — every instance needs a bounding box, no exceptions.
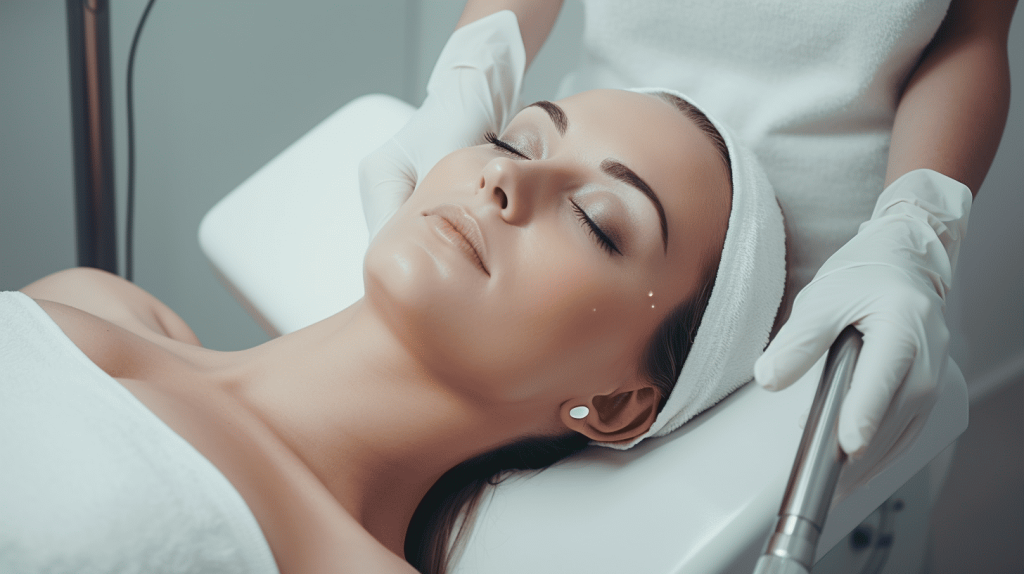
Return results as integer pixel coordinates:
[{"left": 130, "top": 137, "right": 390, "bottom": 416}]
[{"left": 599, "top": 88, "right": 787, "bottom": 450}]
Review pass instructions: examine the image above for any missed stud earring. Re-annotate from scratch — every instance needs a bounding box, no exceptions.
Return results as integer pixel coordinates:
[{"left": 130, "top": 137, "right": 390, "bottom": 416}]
[{"left": 569, "top": 406, "right": 590, "bottom": 420}]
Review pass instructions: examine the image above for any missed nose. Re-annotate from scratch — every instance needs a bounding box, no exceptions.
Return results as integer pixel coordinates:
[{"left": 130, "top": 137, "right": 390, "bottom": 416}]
[{"left": 479, "top": 156, "right": 566, "bottom": 225}]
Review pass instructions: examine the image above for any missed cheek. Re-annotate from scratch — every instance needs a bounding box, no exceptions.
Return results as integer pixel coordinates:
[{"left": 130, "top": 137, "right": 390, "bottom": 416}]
[
  {"left": 362, "top": 209, "right": 484, "bottom": 356},
  {"left": 363, "top": 233, "right": 493, "bottom": 394},
  {"left": 361, "top": 150, "right": 486, "bottom": 313},
  {"left": 413, "top": 148, "right": 484, "bottom": 202},
  {"left": 485, "top": 243, "right": 658, "bottom": 399},
  {"left": 511, "top": 235, "right": 660, "bottom": 336},
  {"left": 518, "top": 258, "right": 620, "bottom": 335}
]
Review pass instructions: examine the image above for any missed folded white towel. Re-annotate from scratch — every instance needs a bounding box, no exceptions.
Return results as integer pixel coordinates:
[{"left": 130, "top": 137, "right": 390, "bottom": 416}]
[
  {"left": 605, "top": 89, "right": 786, "bottom": 449},
  {"left": 0, "top": 291, "right": 278, "bottom": 574}
]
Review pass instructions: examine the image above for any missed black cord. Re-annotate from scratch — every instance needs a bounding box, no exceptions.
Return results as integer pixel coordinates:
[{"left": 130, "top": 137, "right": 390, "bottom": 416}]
[{"left": 125, "top": 0, "right": 158, "bottom": 282}]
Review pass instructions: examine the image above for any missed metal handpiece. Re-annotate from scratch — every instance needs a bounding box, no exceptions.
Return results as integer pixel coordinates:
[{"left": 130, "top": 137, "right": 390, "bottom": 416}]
[{"left": 752, "top": 326, "right": 864, "bottom": 574}]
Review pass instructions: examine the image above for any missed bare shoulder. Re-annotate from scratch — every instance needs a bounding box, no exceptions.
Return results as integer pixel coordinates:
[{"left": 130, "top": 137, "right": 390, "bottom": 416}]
[
  {"left": 268, "top": 490, "right": 420, "bottom": 574},
  {"left": 20, "top": 267, "right": 201, "bottom": 346},
  {"left": 286, "top": 533, "right": 421, "bottom": 574}
]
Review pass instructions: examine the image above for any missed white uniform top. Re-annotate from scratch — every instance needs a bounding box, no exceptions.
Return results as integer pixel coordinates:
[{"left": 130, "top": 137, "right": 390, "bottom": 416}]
[
  {"left": 558, "top": 0, "right": 951, "bottom": 305},
  {"left": 0, "top": 291, "right": 279, "bottom": 574}
]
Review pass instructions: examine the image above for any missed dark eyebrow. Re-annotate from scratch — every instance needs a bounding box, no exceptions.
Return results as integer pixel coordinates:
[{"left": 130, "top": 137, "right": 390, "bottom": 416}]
[
  {"left": 600, "top": 159, "right": 669, "bottom": 253},
  {"left": 528, "top": 100, "right": 567, "bottom": 136}
]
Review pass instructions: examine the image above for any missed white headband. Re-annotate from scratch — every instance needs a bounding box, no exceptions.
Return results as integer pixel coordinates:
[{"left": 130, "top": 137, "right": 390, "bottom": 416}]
[{"left": 598, "top": 88, "right": 787, "bottom": 450}]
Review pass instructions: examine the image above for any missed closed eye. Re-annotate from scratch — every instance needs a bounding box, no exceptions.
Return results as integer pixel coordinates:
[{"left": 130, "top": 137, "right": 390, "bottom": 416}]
[
  {"left": 486, "top": 131, "right": 620, "bottom": 256},
  {"left": 571, "top": 200, "right": 621, "bottom": 256},
  {"left": 484, "top": 131, "right": 529, "bottom": 159}
]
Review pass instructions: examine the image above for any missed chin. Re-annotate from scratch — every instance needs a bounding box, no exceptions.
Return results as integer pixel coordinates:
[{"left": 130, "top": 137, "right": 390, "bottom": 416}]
[
  {"left": 364, "top": 234, "right": 472, "bottom": 362},
  {"left": 366, "top": 246, "right": 527, "bottom": 403},
  {"left": 363, "top": 234, "right": 434, "bottom": 321}
]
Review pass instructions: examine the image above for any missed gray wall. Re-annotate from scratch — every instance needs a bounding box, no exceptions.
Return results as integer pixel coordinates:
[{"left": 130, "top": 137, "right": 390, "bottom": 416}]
[
  {"left": 1, "top": 1, "right": 1021, "bottom": 391},
  {"left": 2, "top": 0, "right": 414, "bottom": 350},
  {"left": 1, "top": 1, "right": 78, "bottom": 291},
  {"left": 945, "top": 5, "right": 1024, "bottom": 399}
]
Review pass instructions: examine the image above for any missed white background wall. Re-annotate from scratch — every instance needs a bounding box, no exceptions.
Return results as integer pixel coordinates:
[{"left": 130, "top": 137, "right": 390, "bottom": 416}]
[{"left": 0, "top": 1, "right": 1020, "bottom": 570}]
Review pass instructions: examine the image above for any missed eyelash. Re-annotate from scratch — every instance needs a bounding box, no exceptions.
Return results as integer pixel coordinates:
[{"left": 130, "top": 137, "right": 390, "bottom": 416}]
[
  {"left": 485, "top": 131, "right": 621, "bottom": 256},
  {"left": 484, "top": 131, "right": 528, "bottom": 159},
  {"left": 571, "top": 200, "right": 621, "bottom": 256}
]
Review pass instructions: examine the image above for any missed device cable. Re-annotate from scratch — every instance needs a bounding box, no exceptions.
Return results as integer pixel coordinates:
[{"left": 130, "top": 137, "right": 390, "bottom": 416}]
[{"left": 125, "top": 0, "right": 158, "bottom": 282}]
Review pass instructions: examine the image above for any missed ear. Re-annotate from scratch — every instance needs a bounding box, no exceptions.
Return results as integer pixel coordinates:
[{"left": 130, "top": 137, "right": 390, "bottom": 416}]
[{"left": 560, "top": 381, "right": 660, "bottom": 444}]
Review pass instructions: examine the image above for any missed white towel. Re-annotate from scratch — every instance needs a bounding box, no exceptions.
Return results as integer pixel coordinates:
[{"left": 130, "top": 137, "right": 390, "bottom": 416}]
[
  {"left": 0, "top": 291, "right": 279, "bottom": 574},
  {"left": 604, "top": 89, "right": 786, "bottom": 449}
]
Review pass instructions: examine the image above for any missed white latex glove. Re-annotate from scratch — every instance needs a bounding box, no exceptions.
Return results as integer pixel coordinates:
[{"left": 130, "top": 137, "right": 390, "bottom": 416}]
[
  {"left": 754, "top": 169, "right": 972, "bottom": 465},
  {"left": 359, "top": 10, "right": 526, "bottom": 239}
]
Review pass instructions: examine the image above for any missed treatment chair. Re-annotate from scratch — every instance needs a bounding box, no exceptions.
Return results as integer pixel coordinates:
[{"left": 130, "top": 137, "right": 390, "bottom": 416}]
[{"left": 199, "top": 94, "right": 967, "bottom": 574}]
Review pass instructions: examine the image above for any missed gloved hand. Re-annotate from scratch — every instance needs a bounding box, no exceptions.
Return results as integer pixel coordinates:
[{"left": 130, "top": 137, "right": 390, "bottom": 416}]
[
  {"left": 754, "top": 169, "right": 972, "bottom": 469},
  {"left": 359, "top": 10, "right": 526, "bottom": 239}
]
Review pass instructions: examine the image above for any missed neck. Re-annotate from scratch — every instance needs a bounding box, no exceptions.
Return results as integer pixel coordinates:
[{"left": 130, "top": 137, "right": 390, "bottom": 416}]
[{"left": 224, "top": 299, "right": 548, "bottom": 557}]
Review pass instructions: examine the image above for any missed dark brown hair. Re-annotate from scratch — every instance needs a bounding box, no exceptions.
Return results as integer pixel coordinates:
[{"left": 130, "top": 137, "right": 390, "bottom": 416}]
[{"left": 405, "top": 92, "right": 731, "bottom": 574}]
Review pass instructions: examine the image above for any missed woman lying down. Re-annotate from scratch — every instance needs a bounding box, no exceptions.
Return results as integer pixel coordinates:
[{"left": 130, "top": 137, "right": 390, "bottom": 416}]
[{"left": 1, "top": 88, "right": 784, "bottom": 574}]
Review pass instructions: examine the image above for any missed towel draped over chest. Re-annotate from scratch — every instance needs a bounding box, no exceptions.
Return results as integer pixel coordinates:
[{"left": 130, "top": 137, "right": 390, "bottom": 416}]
[{"left": 0, "top": 291, "right": 278, "bottom": 574}]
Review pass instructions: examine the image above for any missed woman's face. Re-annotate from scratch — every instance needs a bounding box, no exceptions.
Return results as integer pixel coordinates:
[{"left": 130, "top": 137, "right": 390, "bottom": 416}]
[{"left": 365, "top": 89, "right": 731, "bottom": 410}]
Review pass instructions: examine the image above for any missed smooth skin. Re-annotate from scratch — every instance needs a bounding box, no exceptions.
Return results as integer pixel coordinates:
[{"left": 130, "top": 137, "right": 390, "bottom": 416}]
[{"left": 21, "top": 89, "right": 729, "bottom": 574}]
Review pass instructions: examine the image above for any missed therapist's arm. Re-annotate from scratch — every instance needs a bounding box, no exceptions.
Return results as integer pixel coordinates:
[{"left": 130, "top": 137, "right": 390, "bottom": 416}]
[
  {"left": 884, "top": 0, "right": 1018, "bottom": 196},
  {"left": 456, "top": 0, "right": 563, "bottom": 67}
]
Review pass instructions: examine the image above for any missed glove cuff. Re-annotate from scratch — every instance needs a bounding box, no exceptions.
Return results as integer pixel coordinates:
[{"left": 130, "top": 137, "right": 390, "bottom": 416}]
[
  {"left": 867, "top": 169, "right": 972, "bottom": 274},
  {"left": 818, "top": 170, "right": 972, "bottom": 300},
  {"left": 425, "top": 10, "right": 526, "bottom": 134}
]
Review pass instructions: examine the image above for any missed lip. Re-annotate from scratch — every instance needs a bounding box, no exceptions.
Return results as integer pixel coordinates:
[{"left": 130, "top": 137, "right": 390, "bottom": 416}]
[{"left": 423, "top": 204, "right": 490, "bottom": 276}]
